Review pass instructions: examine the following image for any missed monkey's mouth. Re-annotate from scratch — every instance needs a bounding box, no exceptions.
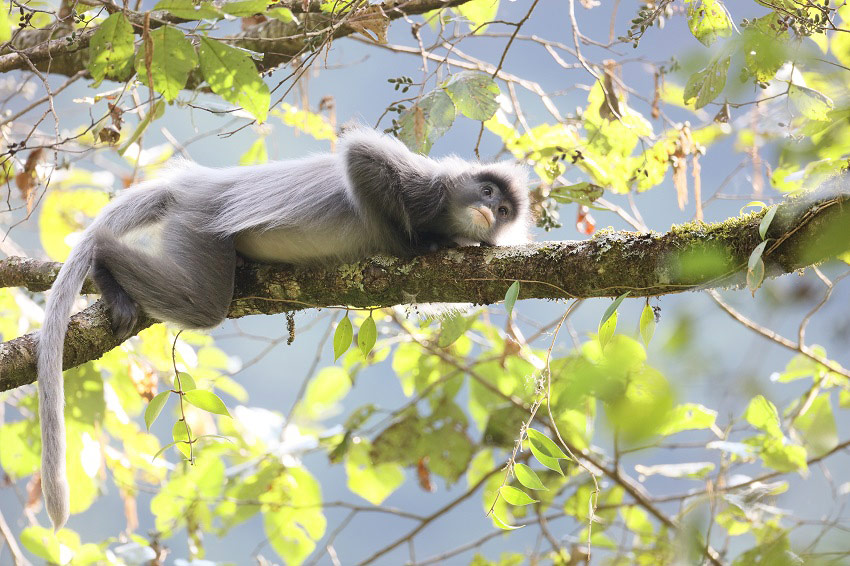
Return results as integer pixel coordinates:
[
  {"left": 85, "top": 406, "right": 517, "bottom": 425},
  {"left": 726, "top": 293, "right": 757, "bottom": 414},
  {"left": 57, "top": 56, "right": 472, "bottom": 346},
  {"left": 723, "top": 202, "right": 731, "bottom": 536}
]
[{"left": 469, "top": 206, "right": 494, "bottom": 230}]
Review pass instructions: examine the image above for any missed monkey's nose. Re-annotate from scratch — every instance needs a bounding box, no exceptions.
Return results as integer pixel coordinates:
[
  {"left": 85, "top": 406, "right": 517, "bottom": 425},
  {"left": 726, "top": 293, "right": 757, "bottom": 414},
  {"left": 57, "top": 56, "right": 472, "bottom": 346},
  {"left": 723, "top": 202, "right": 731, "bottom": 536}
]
[{"left": 469, "top": 206, "right": 494, "bottom": 229}]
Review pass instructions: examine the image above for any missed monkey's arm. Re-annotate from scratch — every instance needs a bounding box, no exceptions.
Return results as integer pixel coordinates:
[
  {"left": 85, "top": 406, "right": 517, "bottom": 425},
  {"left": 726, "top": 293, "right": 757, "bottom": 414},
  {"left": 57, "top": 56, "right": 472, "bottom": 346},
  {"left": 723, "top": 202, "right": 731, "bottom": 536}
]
[{"left": 341, "top": 129, "right": 448, "bottom": 234}]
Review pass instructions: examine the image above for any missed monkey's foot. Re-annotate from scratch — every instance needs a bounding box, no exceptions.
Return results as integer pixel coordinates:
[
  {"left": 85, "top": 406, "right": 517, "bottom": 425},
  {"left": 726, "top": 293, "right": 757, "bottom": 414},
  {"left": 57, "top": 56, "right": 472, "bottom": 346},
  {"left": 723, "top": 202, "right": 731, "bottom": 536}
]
[{"left": 107, "top": 295, "right": 139, "bottom": 340}]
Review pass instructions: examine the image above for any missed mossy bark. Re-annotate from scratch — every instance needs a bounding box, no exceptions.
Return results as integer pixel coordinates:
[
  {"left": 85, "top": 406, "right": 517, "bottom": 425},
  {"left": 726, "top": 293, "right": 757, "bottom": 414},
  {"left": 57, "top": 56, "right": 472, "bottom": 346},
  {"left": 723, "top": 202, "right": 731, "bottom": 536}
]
[{"left": 1, "top": 187, "right": 848, "bottom": 391}]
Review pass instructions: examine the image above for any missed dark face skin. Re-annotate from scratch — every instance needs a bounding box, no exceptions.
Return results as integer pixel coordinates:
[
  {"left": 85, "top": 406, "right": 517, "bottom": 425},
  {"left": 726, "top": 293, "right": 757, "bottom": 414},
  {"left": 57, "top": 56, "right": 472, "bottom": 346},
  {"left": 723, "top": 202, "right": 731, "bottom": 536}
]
[{"left": 452, "top": 173, "right": 518, "bottom": 244}]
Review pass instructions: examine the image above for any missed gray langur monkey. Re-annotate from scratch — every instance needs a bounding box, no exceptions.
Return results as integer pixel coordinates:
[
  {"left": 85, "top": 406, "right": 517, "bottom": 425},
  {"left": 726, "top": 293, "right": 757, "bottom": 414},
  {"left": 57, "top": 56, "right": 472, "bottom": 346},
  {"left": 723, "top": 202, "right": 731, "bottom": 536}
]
[{"left": 38, "top": 127, "right": 531, "bottom": 529}]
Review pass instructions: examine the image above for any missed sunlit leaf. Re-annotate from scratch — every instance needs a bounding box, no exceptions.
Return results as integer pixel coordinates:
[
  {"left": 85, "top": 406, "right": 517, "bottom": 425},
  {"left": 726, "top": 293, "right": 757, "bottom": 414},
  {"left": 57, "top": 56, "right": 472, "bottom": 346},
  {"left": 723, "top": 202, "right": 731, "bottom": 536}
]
[
  {"left": 144, "top": 391, "right": 170, "bottom": 430},
  {"left": 334, "top": 315, "right": 354, "bottom": 361},
  {"left": 358, "top": 314, "right": 377, "bottom": 356},
  {"left": 683, "top": 55, "right": 730, "bottom": 110},
  {"left": 639, "top": 303, "right": 656, "bottom": 347},
  {"left": 135, "top": 25, "right": 198, "bottom": 101},
  {"left": 504, "top": 281, "right": 520, "bottom": 316},
  {"left": 514, "top": 463, "right": 547, "bottom": 491},
  {"left": 789, "top": 84, "right": 834, "bottom": 122},
  {"left": 88, "top": 13, "right": 135, "bottom": 86},
  {"left": 199, "top": 37, "right": 270, "bottom": 123},
  {"left": 685, "top": 0, "right": 733, "bottom": 47},
  {"left": 184, "top": 389, "right": 231, "bottom": 417},
  {"left": 759, "top": 205, "right": 777, "bottom": 240},
  {"left": 443, "top": 71, "right": 500, "bottom": 121},
  {"left": 500, "top": 485, "right": 538, "bottom": 506}
]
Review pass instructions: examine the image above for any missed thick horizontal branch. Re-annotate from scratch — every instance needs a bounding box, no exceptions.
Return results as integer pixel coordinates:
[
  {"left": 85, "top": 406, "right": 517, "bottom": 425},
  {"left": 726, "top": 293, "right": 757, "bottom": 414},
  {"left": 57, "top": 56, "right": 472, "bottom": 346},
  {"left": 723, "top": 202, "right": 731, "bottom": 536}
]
[
  {"left": 0, "top": 0, "right": 469, "bottom": 76},
  {"left": 1, "top": 185, "right": 849, "bottom": 391}
]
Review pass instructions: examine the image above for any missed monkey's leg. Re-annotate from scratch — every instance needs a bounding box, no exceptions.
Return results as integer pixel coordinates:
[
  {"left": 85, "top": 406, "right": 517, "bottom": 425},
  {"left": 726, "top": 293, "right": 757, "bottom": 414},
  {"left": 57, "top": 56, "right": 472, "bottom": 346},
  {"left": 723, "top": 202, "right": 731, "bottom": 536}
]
[
  {"left": 93, "top": 224, "right": 235, "bottom": 336},
  {"left": 91, "top": 257, "right": 140, "bottom": 339}
]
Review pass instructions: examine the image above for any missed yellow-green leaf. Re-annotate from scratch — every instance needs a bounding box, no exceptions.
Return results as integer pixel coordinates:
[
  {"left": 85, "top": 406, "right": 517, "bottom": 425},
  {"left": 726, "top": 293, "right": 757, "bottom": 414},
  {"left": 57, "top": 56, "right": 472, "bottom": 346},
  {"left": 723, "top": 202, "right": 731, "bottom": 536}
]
[
  {"left": 514, "top": 463, "right": 547, "bottom": 490},
  {"left": 500, "top": 485, "right": 538, "bottom": 506},
  {"left": 334, "top": 315, "right": 354, "bottom": 361},
  {"left": 199, "top": 36, "right": 270, "bottom": 123},
  {"left": 183, "top": 389, "right": 231, "bottom": 417},
  {"left": 88, "top": 13, "right": 135, "bottom": 86},
  {"left": 144, "top": 391, "right": 170, "bottom": 430},
  {"left": 135, "top": 25, "right": 198, "bottom": 101},
  {"left": 443, "top": 71, "right": 500, "bottom": 121},
  {"left": 358, "top": 314, "right": 377, "bottom": 356},
  {"left": 639, "top": 303, "right": 656, "bottom": 347},
  {"left": 154, "top": 0, "right": 222, "bottom": 20},
  {"left": 504, "top": 280, "right": 520, "bottom": 316},
  {"left": 685, "top": 0, "right": 733, "bottom": 47}
]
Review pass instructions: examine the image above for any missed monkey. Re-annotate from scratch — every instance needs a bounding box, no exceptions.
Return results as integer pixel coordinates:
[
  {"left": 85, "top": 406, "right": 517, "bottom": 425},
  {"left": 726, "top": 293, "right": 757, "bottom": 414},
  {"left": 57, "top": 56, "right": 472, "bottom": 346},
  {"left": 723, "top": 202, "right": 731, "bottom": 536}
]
[{"left": 37, "top": 127, "right": 531, "bottom": 529}]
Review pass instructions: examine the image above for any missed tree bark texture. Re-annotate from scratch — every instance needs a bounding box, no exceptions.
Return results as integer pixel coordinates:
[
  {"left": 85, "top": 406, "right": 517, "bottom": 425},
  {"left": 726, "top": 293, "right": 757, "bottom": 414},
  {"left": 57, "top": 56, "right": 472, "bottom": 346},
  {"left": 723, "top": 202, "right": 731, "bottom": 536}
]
[
  {"left": 0, "top": 0, "right": 471, "bottom": 76},
  {"left": 1, "top": 184, "right": 848, "bottom": 391}
]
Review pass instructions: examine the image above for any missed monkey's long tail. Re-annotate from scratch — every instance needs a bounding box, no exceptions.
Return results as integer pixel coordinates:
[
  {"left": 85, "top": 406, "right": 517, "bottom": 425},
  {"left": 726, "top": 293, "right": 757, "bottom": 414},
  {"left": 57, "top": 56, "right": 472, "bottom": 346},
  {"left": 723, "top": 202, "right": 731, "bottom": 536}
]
[{"left": 38, "top": 184, "right": 173, "bottom": 530}]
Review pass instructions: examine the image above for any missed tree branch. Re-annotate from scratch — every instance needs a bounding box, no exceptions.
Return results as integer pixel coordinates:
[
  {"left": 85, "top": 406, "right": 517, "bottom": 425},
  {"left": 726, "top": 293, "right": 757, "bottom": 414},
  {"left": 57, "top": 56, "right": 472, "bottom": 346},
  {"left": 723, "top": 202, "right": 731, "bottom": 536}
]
[
  {"left": 0, "top": 0, "right": 471, "bottom": 76},
  {"left": 1, "top": 185, "right": 848, "bottom": 391}
]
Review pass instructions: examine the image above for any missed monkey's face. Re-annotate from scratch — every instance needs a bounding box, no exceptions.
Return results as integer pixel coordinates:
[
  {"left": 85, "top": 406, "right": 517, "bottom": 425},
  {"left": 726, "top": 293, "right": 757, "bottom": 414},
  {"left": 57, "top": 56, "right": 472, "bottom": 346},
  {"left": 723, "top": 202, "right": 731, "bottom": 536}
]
[{"left": 450, "top": 170, "right": 529, "bottom": 245}]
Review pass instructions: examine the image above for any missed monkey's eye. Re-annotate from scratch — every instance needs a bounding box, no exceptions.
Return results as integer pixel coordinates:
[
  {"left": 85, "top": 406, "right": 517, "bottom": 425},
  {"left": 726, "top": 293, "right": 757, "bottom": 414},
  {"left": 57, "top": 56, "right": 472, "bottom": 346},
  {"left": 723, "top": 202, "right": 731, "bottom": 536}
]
[
  {"left": 481, "top": 185, "right": 493, "bottom": 197},
  {"left": 498, "top": 206, "right": 509, "bottom": 217}
]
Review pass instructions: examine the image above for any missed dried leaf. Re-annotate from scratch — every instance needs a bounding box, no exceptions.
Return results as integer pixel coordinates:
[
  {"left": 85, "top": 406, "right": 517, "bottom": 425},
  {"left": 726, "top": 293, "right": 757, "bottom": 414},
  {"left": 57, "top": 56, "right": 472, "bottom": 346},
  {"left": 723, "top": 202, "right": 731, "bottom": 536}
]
[
  {"left": 348, "top": 5, "right": 389, "bottom": 44},
  {"left": 417, "top": 456, "right": 435, "bottom": 493}
]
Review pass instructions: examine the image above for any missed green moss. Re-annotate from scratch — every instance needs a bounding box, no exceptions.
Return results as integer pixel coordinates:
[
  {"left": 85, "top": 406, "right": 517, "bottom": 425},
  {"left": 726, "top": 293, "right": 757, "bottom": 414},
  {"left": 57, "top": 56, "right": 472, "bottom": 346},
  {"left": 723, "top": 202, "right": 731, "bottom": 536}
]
[{"left": 337, "top": 263, "right": 365, "bottom": 291}]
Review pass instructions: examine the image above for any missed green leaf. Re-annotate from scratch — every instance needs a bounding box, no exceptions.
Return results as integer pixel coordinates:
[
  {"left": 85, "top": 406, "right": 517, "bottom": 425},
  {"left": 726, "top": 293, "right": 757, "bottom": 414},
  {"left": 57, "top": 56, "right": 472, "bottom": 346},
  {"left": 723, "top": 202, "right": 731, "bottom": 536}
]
[
  {"left": 598, "top": 310, "right": 617, "bottom": 350},
  {"left": 683, "top": 55, "right": 730, "bottom": 110},
  {"left": 504, "top": 281, "right": 520, "bottom": 316},
  {"left": 117, "top": 99, "right": 165, "bottom": 156},
  {"left": 789, "top": 84, "right": 834, "bottom": 121},
  {"left": 239, "top": 137, "right": 268, "bottom": 165},
  {"left": 600, "top": 292, "right": 630, "bottom": 327},
  {"left": 20, "top": 526, "right": 63, "bottom": 564},
  {"left": 268, "top": 7, "right": 296, "bottom": 22},
  {"left": 135, "top": 25, "right": 198, "bottom": 101},
  {"left": 492, "top": 512, "right": 523, "bottom": 530},
  {"left": 454, "top": 0, "right": 500, "bottom": 34},
  {"left": 334, "top": 315, "right": 354, "bottom": 361},
  {"left": 172, "top": 420, "right": 192, "bottom": 459},
  {"left": 747, "top": 241, "right": 768, "bottom": 294},
  {"left": 154, "top": 0, "right": 222, "bottom": 20},
  {"left": 199, "top": 36, "right": 270, "bottom": 123},
  {"left": 514, "top": 463, "right": 547, "bottom": 490},
  {"left": 358, "top": 314, "right": 377, "bottom": 356},
  {"left": 685, "top": 0, "right": 733, "bottom": 47},
  {"left": 526, "top": 428, "right": 567, "bottom": 475},
  {"left": 151, "top": 440, "right": 179, "bottom": 462},
  {"left": 183, "top": 389, "right": 231, "bottom": 417},
  {"left": 221, "top": 0, "right": 267, "bottom": 16},
  {"left": 793, "top": 394, "right": 838, "bottom": 458},
  {"left": 659, "top": 403, "right": 717, "bottom": 435},
  {"left": 300, "top": 367, "right": 351, "bottom": 418},
  {"left": 759, "top": 436, "right": 808, "bottom": 472},
  {"left": 744, "top": 395, "right": 781, "bottom": 437},
  {"left": 443, "top": 71, "right": 500, "bottom": 121},
  {"left": 0, "top": 2, "right": 12, "bottom": 43},
  {"left": 0, "top": 421, "right": 40, "bottom": 478},
  {"left": 527, "top": 428, "right": 568, "bottom": 459},
  {"left": 759, "top": 205, "right": 777, "bottom": 240},
  {"left": 438, "top": 314, "right": 467, "bottom": 348},
  {"left": 639, "top": 303, "right": 656, "bottom": 347},
  {"left": 397, "top": 89, "right": 456, "bottom": 154},
  {"left": 144, "top": 391, "right": 170, "bottom": 430},
  {"left": 345, "top": 441, "right": 405, "bottom": 505},
  {"left": 174, "top": 371, "right": 196, "bottom": 391},
  {"left": 87, "top": 13, "right": 135, "bottom": 86},
  {"left": 500, "top": 485, "right": 538, "bottom": 506}
]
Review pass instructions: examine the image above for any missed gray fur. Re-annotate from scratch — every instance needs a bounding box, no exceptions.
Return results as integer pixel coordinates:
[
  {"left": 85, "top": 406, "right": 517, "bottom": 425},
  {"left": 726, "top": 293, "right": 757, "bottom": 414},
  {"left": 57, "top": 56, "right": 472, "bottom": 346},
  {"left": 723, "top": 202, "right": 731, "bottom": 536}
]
[{"left": 38, "top": 127, "right": 530, "bottom": 529}]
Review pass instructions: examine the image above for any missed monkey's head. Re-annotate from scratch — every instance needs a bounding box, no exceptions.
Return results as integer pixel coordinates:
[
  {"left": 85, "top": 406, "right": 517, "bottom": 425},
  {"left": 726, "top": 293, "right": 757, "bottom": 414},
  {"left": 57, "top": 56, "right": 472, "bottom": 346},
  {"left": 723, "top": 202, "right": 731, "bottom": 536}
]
[{"left": 444, "top": 162, "right": 531, "bottom": 246}]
